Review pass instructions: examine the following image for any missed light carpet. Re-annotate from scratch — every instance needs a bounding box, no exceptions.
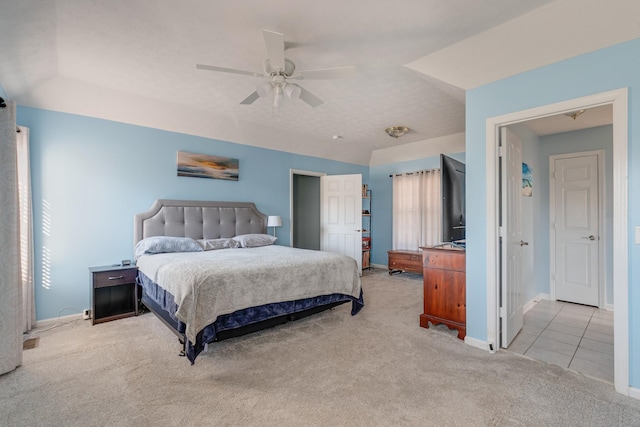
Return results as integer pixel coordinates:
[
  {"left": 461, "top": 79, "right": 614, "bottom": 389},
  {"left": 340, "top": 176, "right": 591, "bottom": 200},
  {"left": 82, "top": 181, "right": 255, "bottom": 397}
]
[{"left": 1, "top": 269, "right": 639, "bottom": 426}]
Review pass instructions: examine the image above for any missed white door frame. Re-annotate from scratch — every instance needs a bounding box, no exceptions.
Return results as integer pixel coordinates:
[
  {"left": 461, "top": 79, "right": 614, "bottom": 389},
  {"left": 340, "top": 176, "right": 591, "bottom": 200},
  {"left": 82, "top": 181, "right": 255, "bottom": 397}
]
[
  {"left": 549, "top": 150, "right": 605, "bottom": 309},
  {"left": 290, "top": 169, "right": 326, "bottom": 247},
  {"left": 485, "top": 88, "right": 629, "bottom": 395}
]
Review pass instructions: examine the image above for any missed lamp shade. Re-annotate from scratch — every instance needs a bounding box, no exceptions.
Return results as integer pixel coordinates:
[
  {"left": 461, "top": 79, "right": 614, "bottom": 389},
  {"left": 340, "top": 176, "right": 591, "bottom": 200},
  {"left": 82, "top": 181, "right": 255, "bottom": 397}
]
[{"left": 267, "top": 215, "right": 282, "bottom": 227}]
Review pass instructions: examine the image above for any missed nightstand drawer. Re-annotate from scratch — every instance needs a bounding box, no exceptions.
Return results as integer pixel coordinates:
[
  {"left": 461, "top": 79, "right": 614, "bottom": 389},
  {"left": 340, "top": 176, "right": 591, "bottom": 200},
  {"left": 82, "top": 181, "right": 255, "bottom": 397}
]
[{"left": 93, "top": 268, "right": 137, "bottom": 288}]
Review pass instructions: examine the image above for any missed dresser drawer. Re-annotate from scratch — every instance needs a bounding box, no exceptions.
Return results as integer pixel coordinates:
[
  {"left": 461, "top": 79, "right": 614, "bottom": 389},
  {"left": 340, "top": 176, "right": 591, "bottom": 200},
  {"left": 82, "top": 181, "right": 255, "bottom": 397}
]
[
  {"left": 389, "top": 258, "right": 421, "bottom": 270},
  {"left": 391, "top": 252, "right": 422, "bottom": 263},
  {"left": 423, "top": 249, "right": 465, "bottom": 271},
  {"left": 92, "top": 268, "right": 137, "bottom": 289},
  {"left": 388, "top": 250, "right": 423, "bottom": 274}
]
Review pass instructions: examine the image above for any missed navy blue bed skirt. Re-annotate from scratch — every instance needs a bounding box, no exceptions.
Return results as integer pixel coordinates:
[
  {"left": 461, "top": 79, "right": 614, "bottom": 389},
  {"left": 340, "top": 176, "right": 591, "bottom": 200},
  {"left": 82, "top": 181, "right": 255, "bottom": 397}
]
[{"left": 137, "top": 272, "right": 364, "bottom": 363}]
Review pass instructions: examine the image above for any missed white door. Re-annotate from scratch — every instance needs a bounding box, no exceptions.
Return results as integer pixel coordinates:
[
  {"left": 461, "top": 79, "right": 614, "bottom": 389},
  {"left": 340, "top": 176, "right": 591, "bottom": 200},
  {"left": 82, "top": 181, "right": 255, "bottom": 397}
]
[
  {"left": 321, "top": 174, "right": 363, "bottom": 271},
  {"left": 552, "top": 154, "right": 600, "bottom": 306},
  {"left": 501, "top": 128, "right": 524, "bottom": 348}
]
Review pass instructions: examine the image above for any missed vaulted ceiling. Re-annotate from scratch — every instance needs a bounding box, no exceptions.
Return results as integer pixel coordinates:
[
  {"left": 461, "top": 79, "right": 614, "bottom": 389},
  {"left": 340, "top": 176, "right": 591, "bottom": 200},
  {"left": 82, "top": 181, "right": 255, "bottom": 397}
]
[{"left": 1, "top": 0, "right": 638, "bottom": 165}]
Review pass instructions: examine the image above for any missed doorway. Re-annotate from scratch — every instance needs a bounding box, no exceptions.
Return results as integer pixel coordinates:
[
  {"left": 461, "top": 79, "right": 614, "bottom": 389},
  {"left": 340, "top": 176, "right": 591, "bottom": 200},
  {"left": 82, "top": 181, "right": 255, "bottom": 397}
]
[
  {"left": 485, "top": 88, "right": 629, "bottom": 395},
  {"left": 290, "top": 169, "right": 325, "bottom": 249},
  {"left": 290, "top": 169, "right": 364, "bottom": 272},
  {"left": 505, "top": 142, "right": 611, "bottom": 383}
]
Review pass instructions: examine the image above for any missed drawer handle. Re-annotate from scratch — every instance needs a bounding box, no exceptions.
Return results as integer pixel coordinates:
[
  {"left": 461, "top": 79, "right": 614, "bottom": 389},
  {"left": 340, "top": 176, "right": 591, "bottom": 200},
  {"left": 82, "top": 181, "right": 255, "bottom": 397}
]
[{"left": 108, "top": 275, "right": 124, "bottom": 280}]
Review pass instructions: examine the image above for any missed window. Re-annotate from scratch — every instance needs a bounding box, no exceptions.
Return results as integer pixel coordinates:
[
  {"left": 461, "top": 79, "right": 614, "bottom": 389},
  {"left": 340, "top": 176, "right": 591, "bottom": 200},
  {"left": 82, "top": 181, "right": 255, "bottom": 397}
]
[{"left": 392, "top": 169, "right": 441, "bottom": 250}]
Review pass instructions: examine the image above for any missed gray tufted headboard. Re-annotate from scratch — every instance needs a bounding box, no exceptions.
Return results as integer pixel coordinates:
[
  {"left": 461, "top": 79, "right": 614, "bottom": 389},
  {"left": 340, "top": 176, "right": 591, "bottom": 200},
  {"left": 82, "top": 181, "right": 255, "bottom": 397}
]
[{"left": 133, "top": 199, "right": 267, "bottom": 246}]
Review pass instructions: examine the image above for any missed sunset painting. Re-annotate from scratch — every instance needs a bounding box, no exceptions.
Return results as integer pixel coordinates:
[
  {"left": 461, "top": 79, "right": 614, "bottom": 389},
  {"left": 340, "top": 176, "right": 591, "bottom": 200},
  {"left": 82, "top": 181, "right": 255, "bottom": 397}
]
[{"left": 177, "top": 151, "right": 239, "bottom": 181}]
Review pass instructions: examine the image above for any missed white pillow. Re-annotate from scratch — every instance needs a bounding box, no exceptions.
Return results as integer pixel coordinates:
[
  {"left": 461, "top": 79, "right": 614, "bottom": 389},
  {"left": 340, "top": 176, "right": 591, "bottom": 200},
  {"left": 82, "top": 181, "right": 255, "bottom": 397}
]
[
  {"left": 197, "top": 238, "right": 239, "bottom": 250},
  {"left": 232, "top": 234, "right": 277, "bottom": 248},
  {"left": 134, "top": 236, "right": 203, "bottom": 259}
]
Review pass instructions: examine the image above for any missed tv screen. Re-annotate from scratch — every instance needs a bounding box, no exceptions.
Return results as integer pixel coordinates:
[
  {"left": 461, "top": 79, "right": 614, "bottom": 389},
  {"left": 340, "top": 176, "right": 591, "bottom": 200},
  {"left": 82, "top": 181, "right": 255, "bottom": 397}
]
[{"left": 440, "top": 154, "right": 465, "bottom": 244}]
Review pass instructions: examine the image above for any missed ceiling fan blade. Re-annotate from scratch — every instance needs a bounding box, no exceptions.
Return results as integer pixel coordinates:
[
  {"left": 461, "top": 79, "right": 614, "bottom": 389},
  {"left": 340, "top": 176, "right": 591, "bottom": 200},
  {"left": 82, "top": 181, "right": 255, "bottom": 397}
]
[
  {"left": 239, "top": 91, "right": 260, "bottom": 105},
  {"left": 196, "top": 64, "right": 263, "bottom": 78},
  {"left": 262, "top": 30, "right": 285, "bottom": 72},
  {"left": 298, "top": 86, "right": 324, "bottom": 108},
  {"left": 291, "top": 66, "right": 357, "bottom": 80}
]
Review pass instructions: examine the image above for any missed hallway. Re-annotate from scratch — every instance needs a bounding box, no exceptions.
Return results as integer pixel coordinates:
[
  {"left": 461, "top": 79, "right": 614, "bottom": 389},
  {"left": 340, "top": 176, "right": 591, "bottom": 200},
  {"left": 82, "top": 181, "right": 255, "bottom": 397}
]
[{"left": 507, "top": 299, "right": 614, "bottom": 383}]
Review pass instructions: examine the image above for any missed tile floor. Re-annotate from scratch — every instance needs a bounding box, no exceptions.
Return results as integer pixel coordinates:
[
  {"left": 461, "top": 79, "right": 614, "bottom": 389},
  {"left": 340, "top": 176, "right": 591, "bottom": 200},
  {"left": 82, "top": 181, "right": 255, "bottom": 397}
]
[{"left": 507, "top": 299, "right": 614, "bottom": 383}]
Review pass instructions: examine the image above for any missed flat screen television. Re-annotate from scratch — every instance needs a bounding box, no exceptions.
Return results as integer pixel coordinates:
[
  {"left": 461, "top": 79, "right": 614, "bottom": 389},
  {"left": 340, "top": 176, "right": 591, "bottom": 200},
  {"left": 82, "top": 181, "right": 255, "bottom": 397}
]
[{"left": 440, "top": 154, "right": 465, "bottom": 244}]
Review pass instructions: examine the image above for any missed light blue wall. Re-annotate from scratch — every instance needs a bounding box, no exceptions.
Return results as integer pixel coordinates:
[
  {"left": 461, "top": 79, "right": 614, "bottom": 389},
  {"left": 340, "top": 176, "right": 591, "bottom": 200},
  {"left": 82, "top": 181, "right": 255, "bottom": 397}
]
[
  {"left": 466, "top": 38, "right": 640, "bottom": 387},
  {"left": 368, "top": 152, "right": 465, "bottom": 267},
  {"left": 0, "top": 84, "right": 7, "bottom": 99},
  {"left": 18, "top": 107, "right": 368, "bottom": 321}
]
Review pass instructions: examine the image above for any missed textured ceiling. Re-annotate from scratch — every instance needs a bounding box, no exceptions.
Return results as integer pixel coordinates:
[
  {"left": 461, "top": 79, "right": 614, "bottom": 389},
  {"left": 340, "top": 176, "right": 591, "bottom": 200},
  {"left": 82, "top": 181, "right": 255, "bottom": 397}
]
[{"left": 1, "top": 0, "right": 617, "bottom": 165}]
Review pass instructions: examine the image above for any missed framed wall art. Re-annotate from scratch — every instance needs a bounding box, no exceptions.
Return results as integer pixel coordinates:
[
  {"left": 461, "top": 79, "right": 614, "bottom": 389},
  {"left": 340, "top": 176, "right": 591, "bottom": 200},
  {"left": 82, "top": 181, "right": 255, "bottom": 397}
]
[
  {"left": 177, "top": 151, "right": 239, "bottom": 181},
  {"left": 522, "top": 162, "right": 532, "bottom": 196}
]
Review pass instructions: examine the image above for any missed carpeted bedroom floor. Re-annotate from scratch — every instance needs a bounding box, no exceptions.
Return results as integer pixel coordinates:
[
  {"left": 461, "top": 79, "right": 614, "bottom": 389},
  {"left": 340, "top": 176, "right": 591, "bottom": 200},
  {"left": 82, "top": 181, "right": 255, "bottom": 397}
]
[{"left": 2, "top": 269, "right": 640, "bottom": 426}]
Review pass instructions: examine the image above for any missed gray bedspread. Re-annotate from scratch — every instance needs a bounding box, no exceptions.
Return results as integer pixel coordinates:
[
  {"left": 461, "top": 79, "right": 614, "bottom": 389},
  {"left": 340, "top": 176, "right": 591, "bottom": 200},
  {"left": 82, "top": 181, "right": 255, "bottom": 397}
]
[{"left": 137, "top": 245, "right": 361, "bottom": 343}]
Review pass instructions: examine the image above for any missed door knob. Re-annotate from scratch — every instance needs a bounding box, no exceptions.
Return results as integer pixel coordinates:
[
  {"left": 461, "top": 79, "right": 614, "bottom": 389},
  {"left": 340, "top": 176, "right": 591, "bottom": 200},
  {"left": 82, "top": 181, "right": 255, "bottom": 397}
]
[
  {"left": 520, "top": 240, "right": 529, "bottom": 246},
  {"left": 582, "top": 235, "right": 596, "bottom": 241}
]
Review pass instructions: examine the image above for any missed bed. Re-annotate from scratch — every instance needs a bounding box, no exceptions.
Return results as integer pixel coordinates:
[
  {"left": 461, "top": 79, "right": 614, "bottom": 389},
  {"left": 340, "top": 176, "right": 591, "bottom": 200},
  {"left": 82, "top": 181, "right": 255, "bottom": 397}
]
[{"left": 134, "top": 199, "right": 364, "bottom": 363}]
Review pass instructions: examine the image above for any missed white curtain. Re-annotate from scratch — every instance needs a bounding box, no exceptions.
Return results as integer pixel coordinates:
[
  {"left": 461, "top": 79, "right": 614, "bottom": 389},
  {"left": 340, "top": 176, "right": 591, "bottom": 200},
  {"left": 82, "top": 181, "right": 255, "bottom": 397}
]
[
  {"left": 17, "top": 126, "right": 35, "bottom": 333},
  {"left": 392, "top": 169, "right": 441, "bottom": 250},
  {"left": 0, "top": 101, "right": 23, "bottom": 374}
]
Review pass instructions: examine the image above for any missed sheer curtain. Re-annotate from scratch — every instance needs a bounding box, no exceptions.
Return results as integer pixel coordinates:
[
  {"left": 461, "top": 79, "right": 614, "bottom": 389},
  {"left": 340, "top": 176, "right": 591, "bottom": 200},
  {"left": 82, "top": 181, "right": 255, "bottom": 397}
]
[
  {"left": 392, "top": 169, "right": 441, "bottom": 250},
  {"left": 17, "top": 126, "right": 35, "bottom": 332},
  {"left": 0, "top": 100, "right": 23, "bottom": 374}
]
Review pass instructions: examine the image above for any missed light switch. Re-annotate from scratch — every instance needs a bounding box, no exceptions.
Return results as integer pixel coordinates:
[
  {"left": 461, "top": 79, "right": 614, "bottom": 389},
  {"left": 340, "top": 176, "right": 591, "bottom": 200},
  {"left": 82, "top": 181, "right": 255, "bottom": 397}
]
[{"left": 636, "top": 226, "right": 640, "bottom": 244}]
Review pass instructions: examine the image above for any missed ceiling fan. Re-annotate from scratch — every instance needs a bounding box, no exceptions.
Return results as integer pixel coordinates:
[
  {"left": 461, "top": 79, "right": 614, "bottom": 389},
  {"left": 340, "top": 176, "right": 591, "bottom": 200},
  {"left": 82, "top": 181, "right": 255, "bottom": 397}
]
[{"left": 197, "top": 30, "right": 356, "bottom": 110}]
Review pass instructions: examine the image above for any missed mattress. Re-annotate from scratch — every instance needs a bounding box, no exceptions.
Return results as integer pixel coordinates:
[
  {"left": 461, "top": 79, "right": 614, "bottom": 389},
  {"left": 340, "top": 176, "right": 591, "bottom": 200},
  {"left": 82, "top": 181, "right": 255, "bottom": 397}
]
[{"left": 136, "top": 245, "right": 364, "bottom": 362}]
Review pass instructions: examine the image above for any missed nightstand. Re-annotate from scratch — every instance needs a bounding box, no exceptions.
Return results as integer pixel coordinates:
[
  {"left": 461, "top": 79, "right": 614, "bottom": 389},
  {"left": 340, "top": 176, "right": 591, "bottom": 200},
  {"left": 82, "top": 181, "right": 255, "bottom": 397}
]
[{"left": 89, "top": 264, "right": 138, "bottom": 325}]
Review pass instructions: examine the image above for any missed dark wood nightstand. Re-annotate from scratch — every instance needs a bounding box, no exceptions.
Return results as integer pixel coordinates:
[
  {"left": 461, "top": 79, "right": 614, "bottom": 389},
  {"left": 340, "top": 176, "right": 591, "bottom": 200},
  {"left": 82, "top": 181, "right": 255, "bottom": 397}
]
[{"left": 89, "top": 264, "right": 138, "bottom": 325}]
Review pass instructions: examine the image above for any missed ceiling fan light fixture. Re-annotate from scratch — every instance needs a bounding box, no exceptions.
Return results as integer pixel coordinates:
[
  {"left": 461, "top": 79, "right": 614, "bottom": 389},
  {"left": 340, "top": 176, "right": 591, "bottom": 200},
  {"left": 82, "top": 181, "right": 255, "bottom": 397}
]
[
  {"left": 197, "top": 29, "right": 354, "bottom": 112},
  {"left": 256, "top": 81, "right": 273, "bottom": 98},
  {"left": 385, "top": 126, "right": 409, "bottom": 138},
  {"left": 284, "top": 84, "right": 301, "bottom": 100}
]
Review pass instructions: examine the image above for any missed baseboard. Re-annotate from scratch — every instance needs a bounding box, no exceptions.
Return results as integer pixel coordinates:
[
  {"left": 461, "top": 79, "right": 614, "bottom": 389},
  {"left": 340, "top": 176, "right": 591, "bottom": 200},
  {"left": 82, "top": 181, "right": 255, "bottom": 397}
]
[
  {"left": 371, "top": 263, "right": 387, "bottom": 270},
  {"left": 523, "top": 294, "right": 613, "bottom": 313},
  {"left": 465, "top": 335, "right": 490, "bottom": 352},
  {"left": 523, "top": 293, "right": 551, "bottom": 313},
  {"left": 629, "top": 386, "right": 640, "bottom": 400},
  {"left": 35, "top": 313, "right": 83, "bottom": 329}
]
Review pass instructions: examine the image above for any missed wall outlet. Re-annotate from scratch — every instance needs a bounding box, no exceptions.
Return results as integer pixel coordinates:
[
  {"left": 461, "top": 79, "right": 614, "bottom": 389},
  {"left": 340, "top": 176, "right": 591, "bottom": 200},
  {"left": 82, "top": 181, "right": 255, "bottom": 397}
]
[{"left": 82, "top": 309, "right": 91, "bottom": 320}]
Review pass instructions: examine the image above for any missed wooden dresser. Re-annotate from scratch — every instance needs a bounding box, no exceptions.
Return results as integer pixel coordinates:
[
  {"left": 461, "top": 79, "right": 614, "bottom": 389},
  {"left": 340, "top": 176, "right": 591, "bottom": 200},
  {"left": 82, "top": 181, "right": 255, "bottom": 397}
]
[
  {"left": 387, "top": 250, "right": 423, "bottom": 275},
  {"left": 419, "top": 247, "right": 466, "bottom": 340}
]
